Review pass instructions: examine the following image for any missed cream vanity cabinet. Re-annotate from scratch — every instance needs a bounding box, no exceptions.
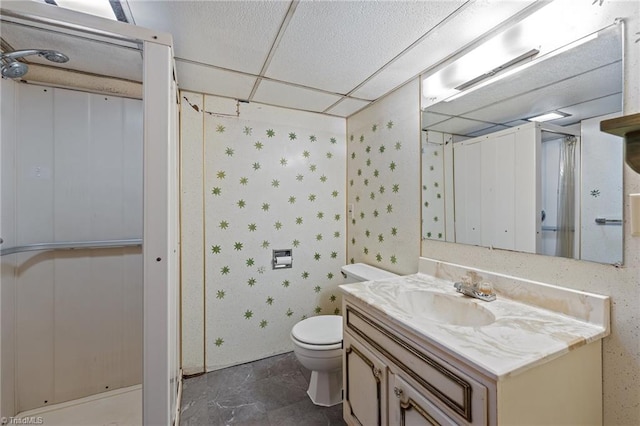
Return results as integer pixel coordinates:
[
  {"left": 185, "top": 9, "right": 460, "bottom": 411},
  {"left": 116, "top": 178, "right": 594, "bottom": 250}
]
[
  {"left": 344, "top": 331, "right": 388, "bottom": 426},
  {"left": 342, "top": 299, "right": 603, "bottom": 426},
  {"left": 343, "top": 304, "right": 487, "bottom": 425}
]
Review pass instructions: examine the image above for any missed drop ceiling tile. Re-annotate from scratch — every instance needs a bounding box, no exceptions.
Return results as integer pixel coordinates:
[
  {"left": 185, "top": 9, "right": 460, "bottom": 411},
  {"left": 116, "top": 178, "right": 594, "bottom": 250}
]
[
  {"left": 325, "top": 98, "right": 371, "bottom": 117},
  {"left": 265, "top": 1, "right": 465, "bottom": 94},
  {"left": 555, "top": 94, "right": 622, "bottom": 123},
  {"left": 424, "top": 116, "right": 499, "bottom": 137},
  {"left": 503, "top": 119, "right": 529, "bottom": 128},
  {"left": 463, "top": 64, "right": 621, "bottom": 125},
  {"left": 176, "top": 61, "right": 256, "bottom": 100},
  {"left": 352, "top": 0, "right": 540, "bottom": 99},
  {"left": 421, "top": 111, "right": 455, "bottom": 130},
  {"left": 128, "top": 1, "right": 290, "bottom": 74},
  {"left": 252, "top": 80, "right": 342, "bottom": 113},
  {"left": 1, "top": 22, "right": 142, "bottom": 81},
  {"left": 466, "top": 124, "right": 512, "bottom": 138}
]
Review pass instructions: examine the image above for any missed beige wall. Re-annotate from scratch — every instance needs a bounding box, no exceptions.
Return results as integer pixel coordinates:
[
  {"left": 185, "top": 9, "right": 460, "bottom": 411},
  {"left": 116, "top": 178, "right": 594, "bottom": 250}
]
[{"left": 179, "top": 91, "right": 206, "bottom": 375}]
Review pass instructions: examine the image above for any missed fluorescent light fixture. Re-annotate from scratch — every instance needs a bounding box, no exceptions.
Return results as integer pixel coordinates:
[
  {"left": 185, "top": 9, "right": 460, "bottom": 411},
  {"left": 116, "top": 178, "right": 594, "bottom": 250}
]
[
  {"left": 54, "top": 0, "right": 117, "bottom": 20},
  {"left": 422, "top": 39, "right": 537, "bottom": 107},
  {"left": 422, "top": 0, "right": 601, "bottom": 108},
  {"left": 527, "top": 111, "right": 571, "bottom": 122},
  {"left": 440, "top": 31, "right": 598, "bottom": 104}
]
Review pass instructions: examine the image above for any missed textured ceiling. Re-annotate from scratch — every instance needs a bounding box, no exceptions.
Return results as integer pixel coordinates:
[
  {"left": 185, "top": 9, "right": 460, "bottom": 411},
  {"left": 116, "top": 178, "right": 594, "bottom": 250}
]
[
  {"left": 126, "top": 1, "right": 291, "bottom": 75},
  {"left": 263, "top": 1, "right": 465, "bottom": 94},
  {"left": 125, "top": 0, "right": 542, "bottom": 116},
  {"left": 0, "top": 0, "right": 620, "bottom": 119}
]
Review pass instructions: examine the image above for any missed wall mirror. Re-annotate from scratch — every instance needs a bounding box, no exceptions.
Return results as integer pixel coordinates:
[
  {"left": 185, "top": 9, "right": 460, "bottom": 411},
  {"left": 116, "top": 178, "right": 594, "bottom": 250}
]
[{"left": 420, "top": 23, "right": 623, "bottom": 265}]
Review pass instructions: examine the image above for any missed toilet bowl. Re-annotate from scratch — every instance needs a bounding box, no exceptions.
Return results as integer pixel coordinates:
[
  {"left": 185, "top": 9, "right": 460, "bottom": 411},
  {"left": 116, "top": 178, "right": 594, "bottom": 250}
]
[
  {"left": 291, "top": 315, "right": 343, "bottom": 407},
  {"left": 291, "top": 263, "right": 398, "bottom": 407}
]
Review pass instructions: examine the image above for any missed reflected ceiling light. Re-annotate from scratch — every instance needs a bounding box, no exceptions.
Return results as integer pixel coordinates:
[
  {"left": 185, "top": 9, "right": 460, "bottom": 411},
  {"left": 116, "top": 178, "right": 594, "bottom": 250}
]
[
  {"left": 422, "top": 36, "right": 538, "bottom": 106},
  {"left": 527, "top": 111, "right": 571, "bottom": 122},
  {"left": 439, "top": 31, "right": 598, "bottom": 104},
  {"left": 453, "top": 49, "right": 540, "bottom": 92},
  {"left": 422, "top": 1, "right": 601, "bottom": 107}
]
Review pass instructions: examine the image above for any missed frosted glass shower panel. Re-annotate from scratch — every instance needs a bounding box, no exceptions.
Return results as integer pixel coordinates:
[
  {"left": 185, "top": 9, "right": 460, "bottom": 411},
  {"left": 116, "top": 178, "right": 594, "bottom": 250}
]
[{"left": 9, "top": 84, "right": 143, "bottom": 412}]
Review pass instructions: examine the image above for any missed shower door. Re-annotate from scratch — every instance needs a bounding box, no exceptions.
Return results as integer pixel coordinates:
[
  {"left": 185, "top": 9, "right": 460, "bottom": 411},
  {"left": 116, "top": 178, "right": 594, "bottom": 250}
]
[{"left": 2, "top": 81, "right": 143, "bottom": 412}]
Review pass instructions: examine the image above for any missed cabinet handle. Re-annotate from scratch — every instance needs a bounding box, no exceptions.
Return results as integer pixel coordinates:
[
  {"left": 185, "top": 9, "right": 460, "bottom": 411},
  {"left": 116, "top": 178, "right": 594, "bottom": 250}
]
[
  {"left": 373, "top": 367, "right": 382, "bottom": 380},
  {"left": 394, "top": 386, "right": 404, "bottom": 399}
]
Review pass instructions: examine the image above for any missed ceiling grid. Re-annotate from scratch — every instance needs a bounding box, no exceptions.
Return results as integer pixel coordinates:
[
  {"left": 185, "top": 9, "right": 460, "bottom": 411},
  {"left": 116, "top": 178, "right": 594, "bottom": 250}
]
[{"left": 2, "top": 0, "right": 615, "bottom": 120}]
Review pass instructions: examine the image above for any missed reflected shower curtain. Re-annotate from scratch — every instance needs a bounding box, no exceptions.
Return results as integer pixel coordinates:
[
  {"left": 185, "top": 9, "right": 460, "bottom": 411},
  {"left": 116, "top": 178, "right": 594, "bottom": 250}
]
[{"left": 556, "top": 136, "right": 577, "bottom": 258}]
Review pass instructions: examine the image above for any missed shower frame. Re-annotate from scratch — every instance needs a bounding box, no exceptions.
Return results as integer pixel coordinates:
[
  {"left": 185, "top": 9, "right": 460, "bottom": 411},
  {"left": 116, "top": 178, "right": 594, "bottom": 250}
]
[{"left": 0, "top": 2, "right": 180, "bottom": 426}]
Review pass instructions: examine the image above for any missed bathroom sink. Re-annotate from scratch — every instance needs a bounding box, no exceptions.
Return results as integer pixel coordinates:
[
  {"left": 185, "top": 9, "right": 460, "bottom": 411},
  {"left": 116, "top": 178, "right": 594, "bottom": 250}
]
[{"left": 394, "top": 290, "right": 495, "bottom": 327}]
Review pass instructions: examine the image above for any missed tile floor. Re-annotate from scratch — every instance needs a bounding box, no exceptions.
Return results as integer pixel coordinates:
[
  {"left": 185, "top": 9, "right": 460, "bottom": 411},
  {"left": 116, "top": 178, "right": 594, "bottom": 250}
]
[{"left": 180, "top": 351, "right": 346, "bottom": 426}]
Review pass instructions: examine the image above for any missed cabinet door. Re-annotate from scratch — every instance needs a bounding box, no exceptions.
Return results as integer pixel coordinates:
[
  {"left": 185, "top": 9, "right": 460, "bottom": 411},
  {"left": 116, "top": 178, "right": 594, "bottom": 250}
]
[
  {"left": 344, "top": 332, "right": 388, "bottom": 426},
  {"left": 390, "top": 374, "right": 459, "bottom": 426}
]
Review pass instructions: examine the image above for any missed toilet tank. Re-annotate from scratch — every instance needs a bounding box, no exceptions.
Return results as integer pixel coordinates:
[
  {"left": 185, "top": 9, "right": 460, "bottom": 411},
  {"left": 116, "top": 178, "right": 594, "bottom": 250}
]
[{"left": 341, "top": 263, "right": 398, "bottom": 282}]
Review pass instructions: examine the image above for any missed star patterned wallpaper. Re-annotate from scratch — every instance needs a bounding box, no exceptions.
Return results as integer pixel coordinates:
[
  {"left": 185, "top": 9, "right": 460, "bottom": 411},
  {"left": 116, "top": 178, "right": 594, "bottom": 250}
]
[
  {"left": 180, "top": 84, "right": 420, "bottom": 372},
  {"left": 346, "top": 80, "right": 421, "bottom": 275},
  {"left": 421, "top": 130, "right": 447, "bottom": 241},
  {"left": 181, "top": 94, "right": 347, "bottom": 370}
]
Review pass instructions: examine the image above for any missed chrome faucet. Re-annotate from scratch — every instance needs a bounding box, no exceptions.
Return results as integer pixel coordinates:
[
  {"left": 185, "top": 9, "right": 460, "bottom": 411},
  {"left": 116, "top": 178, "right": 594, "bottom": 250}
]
[{"left": 454, "top": 281, "right": 496, "bottom": 302}]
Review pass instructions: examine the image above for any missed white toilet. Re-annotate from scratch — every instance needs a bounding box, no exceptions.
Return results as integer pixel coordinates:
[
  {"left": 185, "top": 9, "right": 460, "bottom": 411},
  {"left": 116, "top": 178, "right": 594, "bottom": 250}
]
[{"left": 291, "top": 263, "right": 398, "bottom": 406}]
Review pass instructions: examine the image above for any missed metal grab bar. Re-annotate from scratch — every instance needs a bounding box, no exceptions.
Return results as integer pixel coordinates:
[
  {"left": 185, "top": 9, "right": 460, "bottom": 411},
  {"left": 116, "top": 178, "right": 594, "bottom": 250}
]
[
  {"left": 595, "top": 217, "right": 622, "bottom": 225},
  {"left": 0, "top": 238, "right": 142, "bottom": 256},
  {"left": 541, "top": 226, "right": 575, "bottom": 232}
]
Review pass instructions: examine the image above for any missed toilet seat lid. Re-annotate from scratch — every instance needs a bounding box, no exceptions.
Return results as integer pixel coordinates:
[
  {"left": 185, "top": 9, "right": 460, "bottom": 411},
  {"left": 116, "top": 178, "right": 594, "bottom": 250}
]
[{"left": 291, "top": 315, "right": 342, "bottom": 345}]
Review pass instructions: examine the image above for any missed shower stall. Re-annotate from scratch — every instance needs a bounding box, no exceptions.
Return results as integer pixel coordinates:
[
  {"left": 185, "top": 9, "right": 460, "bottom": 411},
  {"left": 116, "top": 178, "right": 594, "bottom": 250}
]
[
  {"left": 0, "top": 2, "right": 180, "bottom": 425},
  {"left": 2, "top": 81, "right": 144, "bottom": 424}
]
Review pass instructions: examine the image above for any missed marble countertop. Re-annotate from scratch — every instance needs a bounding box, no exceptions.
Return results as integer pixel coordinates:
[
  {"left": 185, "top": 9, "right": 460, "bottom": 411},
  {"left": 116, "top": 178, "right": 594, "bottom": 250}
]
[{"left": 340, "top": 273, "right": 609, "bottom": 380}]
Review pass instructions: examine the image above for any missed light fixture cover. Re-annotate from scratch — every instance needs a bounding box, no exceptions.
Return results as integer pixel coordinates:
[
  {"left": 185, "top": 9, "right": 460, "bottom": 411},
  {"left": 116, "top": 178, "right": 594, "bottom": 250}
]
[
  {"left": 527, "top": 111, "right": 570, "bottom": 122},
  {"left": 421, "top": 1, "right": 600, "bottom": 109}
]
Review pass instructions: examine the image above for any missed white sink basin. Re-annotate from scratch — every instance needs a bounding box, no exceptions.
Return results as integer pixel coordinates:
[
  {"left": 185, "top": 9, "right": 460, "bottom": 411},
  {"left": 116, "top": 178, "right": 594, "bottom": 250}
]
[{"left": 394, "top": 290, "right": 495, "bottom": 327}]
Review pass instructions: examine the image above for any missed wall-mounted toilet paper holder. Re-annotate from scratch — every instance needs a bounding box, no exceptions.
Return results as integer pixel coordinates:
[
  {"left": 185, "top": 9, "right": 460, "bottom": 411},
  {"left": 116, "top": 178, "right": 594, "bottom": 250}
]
[{"left": 272, "top": 249, "right": 293, "bottom": 269}]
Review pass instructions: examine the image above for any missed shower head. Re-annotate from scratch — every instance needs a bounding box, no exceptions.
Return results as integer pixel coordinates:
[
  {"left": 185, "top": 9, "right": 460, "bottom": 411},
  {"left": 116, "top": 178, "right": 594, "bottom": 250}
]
[
  {"left": 0, "top": 49, "right": 69, "bottom": 79},
  {"left": 1, "top": 49, "right": 70, "bottom": 62},
  {"left": 1, "top": 61, "right": 29, "bottom": 78},
  {"left": 39, "top": 50, "right": 70, "bottom": 63}
]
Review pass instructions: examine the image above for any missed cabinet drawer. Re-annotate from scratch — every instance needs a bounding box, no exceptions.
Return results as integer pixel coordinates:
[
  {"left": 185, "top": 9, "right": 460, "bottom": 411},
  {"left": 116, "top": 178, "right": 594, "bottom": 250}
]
[
  {"left": 345, "top": 305, "right": 487, "bottom": 424},
  {"left": 390, "top": 374, "right": 458, "bottom": 426}
]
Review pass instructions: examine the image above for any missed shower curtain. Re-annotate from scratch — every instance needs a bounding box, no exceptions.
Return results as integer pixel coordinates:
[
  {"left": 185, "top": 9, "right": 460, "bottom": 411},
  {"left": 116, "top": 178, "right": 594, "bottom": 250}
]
[{"left": 555, "top": 136, "right": 577, "bottom": 258}]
